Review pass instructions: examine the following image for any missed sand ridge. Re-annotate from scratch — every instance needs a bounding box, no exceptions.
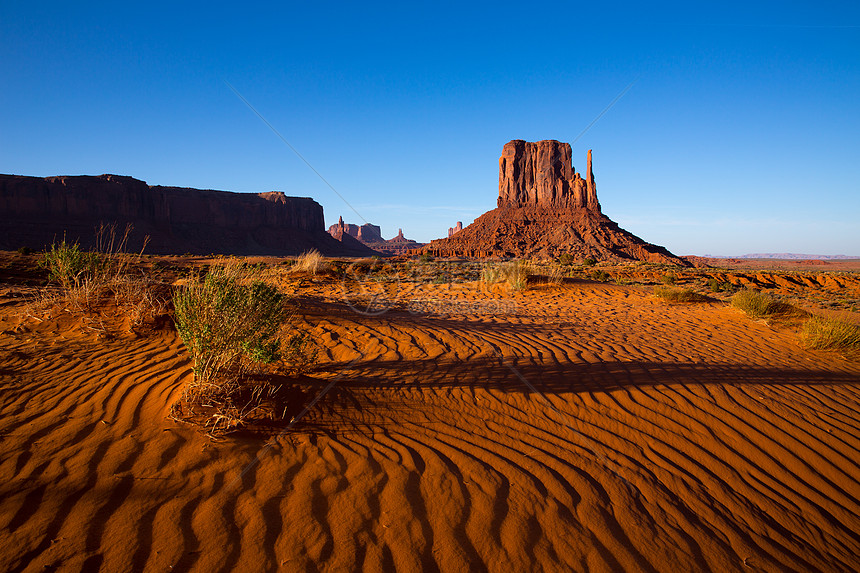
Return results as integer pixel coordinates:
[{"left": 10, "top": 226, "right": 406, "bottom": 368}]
[{"left": 1, "top": 278, "right": 859, "bottom": 571}]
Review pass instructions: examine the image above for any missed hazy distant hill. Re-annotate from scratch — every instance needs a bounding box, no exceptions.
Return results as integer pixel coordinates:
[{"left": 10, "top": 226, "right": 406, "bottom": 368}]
[
  {"left": 736, "top": 253, "right": 859, "bottom": 260},
  {"left": 697, "top": 253, "right": 860, "bottom": 260}
]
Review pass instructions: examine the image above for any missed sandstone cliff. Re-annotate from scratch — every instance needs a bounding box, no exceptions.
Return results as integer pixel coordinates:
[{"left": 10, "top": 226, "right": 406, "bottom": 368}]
[
  {"left": 0, "top": 174, "right": 376, "bottom": 256},
  {"left": 498, "top": 140, "right": 599, "bottom": 211},
  {"left": 422, "top": 140, "right": 687, "bottom": 265}
]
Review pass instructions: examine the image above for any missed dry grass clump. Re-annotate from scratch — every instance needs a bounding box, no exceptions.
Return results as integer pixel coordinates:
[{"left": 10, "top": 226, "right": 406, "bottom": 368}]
[
  {"left": 800, "top": 316, "right": 860, "bottom": 351},
  {"left": 731, "top": 289, "right": 795, "bottom": 318},
  {"left": 293, "top": 250, "right": 327, "bottom": 275},
  {"left": 654, "top": 286, "right": 709, "bottom": 303},
  {"left": 32, "top": 225, "right": 164, "bottom": 333},
  {"left": 481, "top": 260, "right": 532, "bottom": 291},
  {"left": 545, "top": 264, "right": 565, "bottom": 285},
  {"left": 171, "top": 262, "right": 316, "bottom": 434}
]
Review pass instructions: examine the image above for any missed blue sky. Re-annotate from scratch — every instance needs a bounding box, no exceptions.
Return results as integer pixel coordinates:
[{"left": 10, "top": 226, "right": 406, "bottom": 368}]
[{"left": 2, "top": 1, "right": 859, "bottom": 255}]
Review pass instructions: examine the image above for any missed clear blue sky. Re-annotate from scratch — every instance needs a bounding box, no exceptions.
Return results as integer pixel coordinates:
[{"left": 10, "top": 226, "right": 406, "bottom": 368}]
[{"left": 2, "top": 1, "right": 859, "bottom": 255}]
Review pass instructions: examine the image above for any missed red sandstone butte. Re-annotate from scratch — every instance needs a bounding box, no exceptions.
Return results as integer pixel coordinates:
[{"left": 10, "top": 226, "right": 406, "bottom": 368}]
[{"left": 420, "top": 140, "right": 688, "bottom": 265}]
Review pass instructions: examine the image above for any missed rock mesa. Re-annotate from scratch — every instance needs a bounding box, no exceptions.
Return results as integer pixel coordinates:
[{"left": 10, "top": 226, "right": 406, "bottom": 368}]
[{"left": 0, "top": 174, "right": 376, "bottom": 256}]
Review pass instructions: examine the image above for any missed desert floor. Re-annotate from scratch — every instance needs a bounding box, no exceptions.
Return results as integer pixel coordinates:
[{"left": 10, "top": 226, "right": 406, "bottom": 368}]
[{"left": 1, "top": 260, "right": 859, "bottom": 572}]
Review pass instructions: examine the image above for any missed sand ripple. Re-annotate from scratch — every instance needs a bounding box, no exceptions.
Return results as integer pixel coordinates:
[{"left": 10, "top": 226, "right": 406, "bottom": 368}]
[{"left": 1, "top": 282, "right": 858, "bottom": 571}]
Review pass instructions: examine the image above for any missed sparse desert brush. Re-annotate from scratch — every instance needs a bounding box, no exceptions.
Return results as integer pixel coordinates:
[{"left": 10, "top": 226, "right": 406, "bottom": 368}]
[
  {"left": 660, "top": 273, "right": 676, "bottom": 285},
  {"left": 731, "top": 289, "right": 795, "bottom": 318},
  {"left": 38, "top": 225, "right": 153, "bottom": 316},
  {"left": 655, "top": 286, "right": 709, "bottom": 303},
  {"left": 40, "top": 236, "right": 102, "bottom": 291},
  {"left": 481, "top": 260, "right": 532, "bottom": 291},
  {"left": 546, "top": 264, "right": 565, "bottom": 285},
  {"left": 800, "top": 316, "right": 860, "bottom": 351},
  {"left": 293, "top": 250, "right": 326, "bottom": 275},
  {"left": 590, "top": 269, "right": 609, "bottom": 282},
  {"left": 708, "top": 278, "right": 735, "bottom": 293},
  {"left": 582, "top": 257, "right": 597, "bottom": 267},
  {"left": 172, "top": 262, "right": 316, "bottom": 432},
  {"left": 557, "top": 253, "right": 574, "bottom": 266},
  {"left": 173, "top": 263, "right": 287, "bottom": 385}
]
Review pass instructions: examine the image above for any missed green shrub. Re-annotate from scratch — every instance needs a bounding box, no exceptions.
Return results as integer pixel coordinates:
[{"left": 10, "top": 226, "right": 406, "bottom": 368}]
[
  {"left": 800, "top": 316, "right": 860, "bottom": 350},
  {"left": 661, "top": 273, "right": 676, "bottom": 285},
  {"left": 731, "top": 289, "right": 794, "bottom": 318},
  {"left": 558, "top": 253, "right": 574, "bottom": 266},
  {"left": 708, "top": 278, "right": 734, "bottom": 293},
  {"left": 655, "top": 286, "right": 708, "bottom": 303},
  {"left": 590, "top": 269, "right": 609, "bottom": 282},
  {"left": 173, "top": 264, "right": 288, "bottom": 386},
  {"left": 582, "top": 257, "right": 597, "bottom": 267},
  {"left": 419, "top": 252, "right": 434, "bottom": 263},
  {"left": 40, "top": 238, "right": 102, "bottom": 290}
]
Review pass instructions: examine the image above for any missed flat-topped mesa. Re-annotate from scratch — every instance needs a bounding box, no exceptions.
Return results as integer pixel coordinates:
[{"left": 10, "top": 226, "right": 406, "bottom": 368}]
[{"left": 497, "top": 139, "right": 600, "bottom": 212}]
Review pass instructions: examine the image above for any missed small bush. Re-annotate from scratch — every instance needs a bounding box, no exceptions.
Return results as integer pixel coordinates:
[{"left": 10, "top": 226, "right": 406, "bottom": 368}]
[
  {"left": 173, "top": 264, "right": 287, "bottom": 386},
  {"left": 41, "top": 238, "right": 102, "bottom": 290},
  {"left": 582, "top": 257, "right": 597, "bottom": 267},
  {"left": 558, "top": 253, "right": 574, "bottom": 266},
  {"left": 731, "top": 289, "right": 794, "bottom": 318},
  {"left": 661, "top": 273, "right": 676, "bottom": 285},
  {"left": 655, "top": 286, "right": 708, "bottom": 303},
  {"left": 17, "top": 246, "right": 32, "bottom": 256},
  {"left": 708, "top": 278, "right": 734, "bottom": 293},
  {"left": 420, "top": 253, "right": 434, "bottom": 263},
  {"left": 590, "top": 269, "right": 609, "bottom": 282},
  {"left": 800, "top": 316, "right": 860, "bottom": 350}
]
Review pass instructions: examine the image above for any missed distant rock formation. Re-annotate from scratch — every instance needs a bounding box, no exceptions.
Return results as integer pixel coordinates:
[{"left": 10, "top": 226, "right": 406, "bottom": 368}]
[
  {"left": 448, "top": 221, "right": 463, "bottom": 238},
  {"left": 330, "top": 217, "right": 424, "bottom": 255},
  {"left": 420, "top": 140, "right": 687, "bottom": 265},
  {"left": 328, "top": 216, "right": 383, "bottom": 243},
  {"left": 0, "top": 174, "right": 377, "bottom": 256}
]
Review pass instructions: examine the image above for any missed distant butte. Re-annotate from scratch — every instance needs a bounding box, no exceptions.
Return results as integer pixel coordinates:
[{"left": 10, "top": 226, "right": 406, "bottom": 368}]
[
  {"left": 329, "top": 217, "right": 424, "bottom": 255},
  {"left": 421, "top": 139, "right": 688, "bottom": 265}
]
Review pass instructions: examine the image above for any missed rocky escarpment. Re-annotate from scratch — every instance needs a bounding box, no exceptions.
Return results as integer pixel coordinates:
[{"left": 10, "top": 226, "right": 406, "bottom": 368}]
[
  {"left": 0, "top": 174, "right": 376, "bottom": 256},
  {"left": 422, "top": 140, "right": 687, "bottom": 265}
]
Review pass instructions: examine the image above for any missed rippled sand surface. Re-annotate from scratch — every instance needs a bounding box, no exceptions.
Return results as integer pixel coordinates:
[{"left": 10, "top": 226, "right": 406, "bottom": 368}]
[{"left": 1, "top": 280, "right": 858, "bottom": 571}]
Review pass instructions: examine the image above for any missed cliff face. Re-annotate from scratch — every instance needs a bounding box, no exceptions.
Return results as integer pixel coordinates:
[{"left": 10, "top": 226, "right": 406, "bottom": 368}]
[
  {"left": 0, "top": 174, "right": 375, "bottom": 256},
  {"left": 498, "top": 140, "right": 599, "bottom": 211},
  {"left": 422, "top": 140, "right": 687, "bottom": 265}
]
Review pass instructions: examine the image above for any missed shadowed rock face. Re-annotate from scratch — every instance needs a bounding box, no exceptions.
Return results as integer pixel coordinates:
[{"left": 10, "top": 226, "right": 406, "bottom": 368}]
[
  {"left": 498, "top": 140, "right": 599, "bottom": 211},
  {"left": 0, "top": 174, "right": 376, "bottom": 256},
  {"left": 421, "top": 140, "right": 688, "bottom": 265}
]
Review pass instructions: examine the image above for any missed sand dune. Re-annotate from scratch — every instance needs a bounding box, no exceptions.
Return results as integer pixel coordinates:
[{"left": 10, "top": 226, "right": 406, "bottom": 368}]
[{"left": 1, "top": 280, "right": 858, "bottom": 571}]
